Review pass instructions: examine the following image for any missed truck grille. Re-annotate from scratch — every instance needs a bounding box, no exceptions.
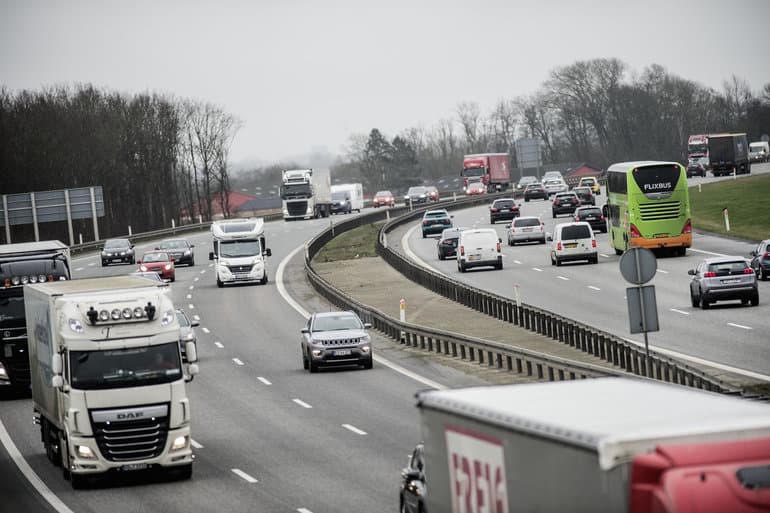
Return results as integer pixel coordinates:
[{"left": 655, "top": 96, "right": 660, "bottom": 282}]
[
  {"left": 91, "top": 408, "right": 169, "bottom": 462},
  {"left": 638, "top": 200, "right": 680, "bottom": 221},
  {"left": 318, "top": 337, "right": 361, "bottom": 347},
  {"left": 287, "top": 201, "right": 308, "bottom": 216}
]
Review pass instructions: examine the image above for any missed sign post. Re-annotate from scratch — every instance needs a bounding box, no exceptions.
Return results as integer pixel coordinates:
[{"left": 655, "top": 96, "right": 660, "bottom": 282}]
[
  {"left": 619, "top": 248, "right": 659, "bottom": 376},
  {"left": 723, "top": 207, "right": 730, "bottom": 232}
]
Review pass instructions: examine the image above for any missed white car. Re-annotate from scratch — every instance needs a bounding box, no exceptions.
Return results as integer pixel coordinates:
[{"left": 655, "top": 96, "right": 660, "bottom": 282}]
[
  {"left": 507, "top": 216, "right": 546, "bottom": 245},
  {"left": 541, "top": 171, "right": 563, "bottom": 183},
  {"left": 457, "top": 228, "right": 503, "bottom": 272},
  {"left": 544, "top": 179, "right": 568, "bottom": 196},
  {"left": 548, "top": 222, "right": 598, "bottom": 266}
]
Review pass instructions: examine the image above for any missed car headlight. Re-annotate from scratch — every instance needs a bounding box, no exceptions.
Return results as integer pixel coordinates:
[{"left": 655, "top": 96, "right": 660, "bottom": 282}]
[
  {"left": 171, "top": 435, "right": 188, "bottom": 451},
  {"left": 76, "top": 445, "right": 96, "bottom": 459},
  {"left": 164, "top": 264, "right": 172, "bottom": 270},
  {"left": 101, "top": 251, "right": 107, "bottom": 256},
  {"left": 140, "top": 265, "right": 148, "bottom": 272},
  {"left": 184, "top": 250, "right": 191, "bottom": 256}
]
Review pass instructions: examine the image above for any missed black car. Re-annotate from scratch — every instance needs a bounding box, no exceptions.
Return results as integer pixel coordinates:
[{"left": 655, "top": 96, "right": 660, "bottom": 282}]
[
  {"left": 399, "top": 443, "right": 426, "bottom": 513},
  {"left": 552, "top": 192, "right": 580, "bottom": 217},
  {"left": 156, "top": 238, "right": 195, "bottom": 266},
  {"left": 750, "top": 239, "right": 770, "bottom": 281},
  {"left": 489, "top": 198, "right": 520, "bottom": 224},
  {"left": 404, "top": 186, "right": 429, "bottom": 205},
  {"left": 437, "top": 227, "right": 462, "bottom": 260},
  {"left": 523, "top": 183, "right": 547, "bottom": 201},
  {"left": 572, "top": 186, "right": 595, "bottom": 206},
  {"left": 101, "top": 238, "right": 135, "bottom": 266},
  {"left": 686, "top": 161, "right": 706, "bottom": 177},
  {"left": 574, "top": 206, "right": 606, "bottom": 233}
]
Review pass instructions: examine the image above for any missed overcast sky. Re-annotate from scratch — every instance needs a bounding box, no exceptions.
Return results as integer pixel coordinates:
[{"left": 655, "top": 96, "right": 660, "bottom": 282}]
[{"left": 2, "top": 0, "right": 769, "bottom": 168}]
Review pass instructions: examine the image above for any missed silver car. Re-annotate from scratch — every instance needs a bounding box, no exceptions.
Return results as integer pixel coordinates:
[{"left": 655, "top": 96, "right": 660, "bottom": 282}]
[
  {"left": 507, "top": 216, "right": 545, "bottom": 245},
  {"left": 544, "top": 179, "right": 568, "bottom": 196},
  {"left": 301, "top": 311, "right": 373, "bottom": 372},
  {"left": 688, "top": 257, "right": 759, "bottom": 309}
]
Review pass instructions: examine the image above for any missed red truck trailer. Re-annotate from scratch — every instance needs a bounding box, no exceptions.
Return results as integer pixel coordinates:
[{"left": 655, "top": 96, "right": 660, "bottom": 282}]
[{"left": 461, "top": 153, "right": 510, "bottom": 192}]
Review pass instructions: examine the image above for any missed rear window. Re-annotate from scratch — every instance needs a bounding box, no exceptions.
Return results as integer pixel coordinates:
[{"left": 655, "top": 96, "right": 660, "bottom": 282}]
[
  {"left": 527, "top": 184, "right": 544, "bottom": 190},
  {"left": 707, "top": 261, "right": 749, "bottom": 275},
  {"left": 425, "top": 211, "right": 448, "bottom": 218},
  {"left": 560, "top": 225, "right": 591, "bottom": 240},
  {"left": 632, "top": 164, "right": 680, "bottom": 195},
  {"left": 494, "top": 200, "right": 514, "bottom": 208},
  {"left": 462, "top": 232, "right": 497, "bottom": 246},
  {"left": 578, "top": 208, "right": 601, "bottom": 216},
  {"left": 514, "top": 218, "right": 540, "bottom": 227},
  {"left": 580, "top": 178, "right": 596, "bottom": 185}
]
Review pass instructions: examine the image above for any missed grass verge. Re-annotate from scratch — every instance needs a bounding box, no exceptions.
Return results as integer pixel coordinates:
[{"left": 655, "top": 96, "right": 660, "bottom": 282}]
[
  {"left": 314, "top": 222, "right": 383, "bottom": 262},
  {"left": 689, "top": 174, "right": 770, "bottom": 241}
]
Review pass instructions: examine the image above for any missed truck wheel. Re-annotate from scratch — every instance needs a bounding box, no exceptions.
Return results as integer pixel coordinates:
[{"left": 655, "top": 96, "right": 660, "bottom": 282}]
[
  {"left": 362, "top": 357, "right": 373, "bottom": 370},
  {"left": 176, "top": 463, "right": 193, "bottom": 480},
  {"left": 70, "top": 472, "right": 88, "bottom": 490}
]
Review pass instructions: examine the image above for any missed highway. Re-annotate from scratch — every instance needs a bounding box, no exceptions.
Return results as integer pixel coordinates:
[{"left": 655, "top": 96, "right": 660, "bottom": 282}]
[{"left": 398, "top": 164, "right": 770, "bottom": 378}]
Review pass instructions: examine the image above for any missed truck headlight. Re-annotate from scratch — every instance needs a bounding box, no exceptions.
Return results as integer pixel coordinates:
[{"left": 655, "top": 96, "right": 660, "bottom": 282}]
[
  {"left": 171, "top": 435, "right": 189, "bottom": 451},
  {"left": 76, "top": 445, "right": 96, "bottom": 459},
  {"left": 0, "top": 362, "right": 8, "bottom": 381},
  {"left": 160, "top": 310, "right": 175, "bottom": 326}
]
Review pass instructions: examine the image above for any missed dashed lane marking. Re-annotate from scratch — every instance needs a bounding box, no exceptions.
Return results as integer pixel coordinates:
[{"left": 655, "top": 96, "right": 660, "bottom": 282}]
[
  {"left": 75, "top": 267, "right": 84, "bottom": 272},
  {"left": 214, "top": 342, "right": 224, "bottom": 348},
  {"left": 532, "top": 267, "right": 543, "bottom": 272},
  {"left": 557, "top": 276, "right": 569, "bottom": 281},
  {"left": 727, "top": 322, "right": 752, "bottom": 330},
  {"left": 186, "top": 294, "right": 192, "bottom": 299},
  {"left": 292, "top": 398, "right": 312, "bottom": 409},
  {"left": 201, "top": 327, "right": 210, "bottom": 334},
  {"left": 191, "top": 439, "right": 203, "bottom": 449},
  {"left": 257, "top": 377, "right": 272, "bottom": 386},
  {"left": 193, "top": 315, "right": 200, "bottom": 321},
  {"left": 189, "top": 285, "right": 194, "bottom": 290},
  {"left": 200, "top": 269, "right": 206, "bottom": 274},
  {"left": 231, "top": 469, "right": 258, "bottom": 484},
  {"left": 587, "top": 285, "right": 601, "bottom": 291},
  {"left": 689, "top": 248, "right": 728, "bottom": 257},
  {"left": 513, "top": 260, "right": 522, "bottom": 265},
  {"left": 233, "top": 358, "right": 244, "bottom": 365},
  {"left": 658, "top": 269, "right": 669, "bottom": 274},
  {"left": 188, "top": 304, "right": 194, "bottom": 309},
  {"left": 342, "top": 424, "right": 367, "bottom": 435},
  {"left": 670, "top": 308, "right": 690, "bottom": 315},
  {"left": 600, "top": 254, "right": 610, "bottom": 258}
]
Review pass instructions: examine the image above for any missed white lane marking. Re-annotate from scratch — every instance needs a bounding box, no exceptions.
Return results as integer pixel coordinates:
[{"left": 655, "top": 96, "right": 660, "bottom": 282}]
[
  {"left": 214, "top": 341, "right": 224, "bottom": 348},
  {"left": 689, "top": 247, "right": 728, "bottom": 257},
  {"left": 513, "top": 259, "right": 522, "bottom": 265},
  {"left": 231, "top": 469, "right": 258, "bottom": 484},
  {"left": 587, "top": 285, "right": 601, "bottom": 291},
  {"left": 532, "top": 267, "right": 543, "bottom": 272},
  {"left": 401, "top": 225, "right": 435, "bottom": 271},
  {"left": 557, "top": 276, "right": 569, "bottom": 281},
  {"left": 257, "top": 377, "right": 272, "bottom": 386},
  {"left": 188, "top": 304, "right": 194, "bottom": 309},
  {"left": 297, "top": 509, "right": 314, "bottom": 513},
  {"left": 293, "top": 398, "right": 312, "bottom": 409},
  {"left": 670, "top": 308, "right": 690, "bottom": 315},
  {"left": 0, "top": 420, "right": 76, "bottom": 513},
  {"left": 191, "top": 439, "right": 203, "bottom": 449},
  {"left": 727, "top": 322, "right": 752, "bottom": 330},
  {"left": 277, "top": 245, "right": 446, "bottom": 391},
  {"left": 194, "top": 277, "right": 199, "bottom": 282},
  {"left": 600, "top": 253, "right": 610, "bottom": 258},
  {"left": 342, "top": 424, "right": 367, "bottom": 435},
  {"left": 233, "top": 358, "right": 244, "bottom": 365},
  {"left": 201, "top": 327, "right": 210, "bottom": 334},
  {"left": 75, "top": 267, "right": 84, "bottom": 272},
  {"left": 189, "top": 285, "right": 194, "bottom": 290},
  {"left": 200, "top": 269, "right": 206, "bottom": 274},
  {"left": 208, "top": 263, "right": 213, "bottom": 267},
  {"left": 88, "top": 262, "right": 95, "bottom": 266},
  {"left": 658, "top": 269, "right": 669, "bottom": 274},
  {"left": 193, "top": 314, "right": 200, "bottom": 321},
  {"left": 186, "top": 294, "right": 192, "bottom": 299}
]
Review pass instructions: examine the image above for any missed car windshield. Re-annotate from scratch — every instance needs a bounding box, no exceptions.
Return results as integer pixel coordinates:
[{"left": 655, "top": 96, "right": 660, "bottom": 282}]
[
  {"left": 219, "top": 240, "right": 261, "bottom": 258},
  {"left": 581, "top": 178, "right": 596, "bottom": 185},
  {"left": 281, "top": 182, "right": 311, "bottom": 198},
  {"left": 561, "top": 225, "right": 591, "bottom": 239},
  {"left": 160, "top": 240, "right": 187, "bottom": 249},
  {"left": 142, "top": 252, "right": 169, "bottom": 263},
  {"left": 527, "top": 184, "right": 543, "bottom": 190},
  {"left": 312, "top": 314, "right": 362, "bottom": 332},
  {"left": 514, "top": 218, "right": 541, "bottom": 227},
  {"left": 425, "top": 211, "right": 449, "bottom": 218},
  {"left": 104, "top": 240, "right": 129, "bottom": 249},
  {"left": 0, "top": 291, "right": 25, "bottom": 324},
  {"left": 69, "top": 342, "right": 182, "bottom": 390},
  {"left": 707, "top": 261, "right": 749, "bottom": 275},
  {"left": 375, "top": 191, "right": 391, "bottom": 198},
  {"left": 332, "top": 192, "right": 348, "bottom": 201}
]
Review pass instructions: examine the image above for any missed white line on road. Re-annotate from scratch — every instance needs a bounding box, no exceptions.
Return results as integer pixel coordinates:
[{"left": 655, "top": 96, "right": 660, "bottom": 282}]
[
  {"left": 669, "top": 308, "right": 690, "bottom": 315},
  {"left": 727, "top": 322, "right": 752, "bottom": 330},
  {"left": 513, "top": 259, "right": 522, "bottom": 265},
  {"left": 532, "top": 267, "right": 543, "bottom": 272},
  {"left": 75, "top": 267, "right": 84, "bottom": 272},
  {"left": 297, "top": 509, "right": 314, "bottom": 513},
  {"left": 257, "top": 377, "right": 272, "bottom": 386},
  {"left": 189, "top": 285, "right": 194, "bottom": 290},
  {"left": 587, "top": 285, "right": 601, "bottom": 291},
  {"left": 214, "top": 342, "right": 224, "bottom": 348},
  {"left": 557, "top": 276, "right": 569, "bottom": 281},
  {"left": 657, "top": 269, "right": 669, "bottom": 274},
  {"left": 194, "top": 277, "right": 199, "bottom": 282},
  {"left": 191, "top": 439, "right": 203, "bottom": 449},
  {"left": 88, "top": 262, "right": 95, "bottom": 266},
  {"left": 689, "top": 247, "right": 728, "bottom": 257},
  {"left": 600, "top": 254, "right": 610, "bottom": 258},
  {"left": 292, "top": 398, "right": 313, "bottom": 409},
  {"left": 233, "top": 358, "right": 244, "bottom": 365},
  {"left": 0, "top": 420, "right": 75, "bottom": 513},
  {"left": 342, "top": 424, "right": 367, "bottom": 435},
  {"left": 231, "top": 469, "right": 258, "bottom": 483},
  {"left": 193, "top": 315, "right": 200, "bottom": 321},
  {"left": 201, "top": 327, "right": 210, "bottom": 334},
  {"left": 188, "top": 304, "right": 194, "bottom": 309},
  {"left": 186, "top": 294, "right": 192, "bottom": 299},
  {"left": 200, "top": 269, "right": 206, "bottom": 274}
]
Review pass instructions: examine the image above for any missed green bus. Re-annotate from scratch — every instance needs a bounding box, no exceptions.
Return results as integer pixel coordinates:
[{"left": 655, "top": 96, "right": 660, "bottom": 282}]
[{"left": 604, "top": 161, "right": 692, "bottom": 256}]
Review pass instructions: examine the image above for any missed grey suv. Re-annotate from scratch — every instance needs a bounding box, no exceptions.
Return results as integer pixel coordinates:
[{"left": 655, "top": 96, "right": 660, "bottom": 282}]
[
  {"left": 301, "top": 311, "right": 373, "bottom": 372},
  {"left": 688, "top": 257, "right": 759, "bottom": 309}
]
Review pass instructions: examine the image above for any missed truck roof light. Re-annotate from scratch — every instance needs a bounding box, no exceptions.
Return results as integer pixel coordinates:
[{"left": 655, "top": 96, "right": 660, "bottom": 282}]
[
  {"left": 99, "top": 310, "right": 110, "bottom": 322},
  {"left": 21, "top": 276, "right": 29, "bottom": 284},
  {"left": 42, "top": 275, "right": 49, "bottom": 282},
  {"left": 29, "top": 275, "right": 38, "bottom": 283},
  {"left": 133, "top": 307, "right": 144, "bottom": 318},
  {"left": 122, "top": 308, "right": 133, "bottom": 320}
]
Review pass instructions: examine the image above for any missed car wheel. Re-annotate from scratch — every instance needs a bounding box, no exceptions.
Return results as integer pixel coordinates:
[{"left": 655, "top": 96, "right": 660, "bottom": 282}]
[
  {"left": 302, "top": 352, "right": 309, "bottom": 370},
  {"left": 261, "top": 273, "right": 268, "bottom": 285},
  {"left": 308, "top": 355, "right": 319, "bottom": 373},
  {"left": 438, "top": 252, "right": 444, "bottom": 260},
  {"left": 101, "top": 260, "right": 107, "bottom": 267},
  {"left": 552, "top": 212, "right": 557, "bottom": 218},
  {"left": 525, "top": 197, "right": 530, "bottom": 202},
  {"left": 190, "top": 257, "right": 195, "bottom": 266},
  {"left": 555, "top": 257, "right": 562, "bottom": 267},
  {"left": 762, "top": 270, "right": 768, "bottom": 281},
  {"left": 362, "top": 358, "right": 373, "bottom": 370},
  {"left": 690, "top": 290, "right": 699, "bottom": 308},
  {"left": 496, "top": 260, "right": 503, "bottom": 270},
  {"left": 216, "top": 278, "right": 223, "bottom": 288},
  {"left": 422, "top": 232, "right": 426, "bottom": 239},
  {"left": 171, "top": 276, "right": 175, "bottom": 282},
  {"left": 615, "top": 248, "right": 623, "bottom": 256},
  {"left": 458, "top": 261, "right": 465, "bottom": 273},
  {"left": 751, "top": 294, "right": 759, "bottom": 307},
  {"left": 699, "top": 292, "right": 709, "bottom": 310},
  {"left": 508, "top": 239, "right": 514, "bottom": 246}
]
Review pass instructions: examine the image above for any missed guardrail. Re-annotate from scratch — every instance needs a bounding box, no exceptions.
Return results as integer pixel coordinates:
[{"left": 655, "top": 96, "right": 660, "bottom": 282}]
[{"left": 304, "top": 192, "right": 741, "bottom": 394}]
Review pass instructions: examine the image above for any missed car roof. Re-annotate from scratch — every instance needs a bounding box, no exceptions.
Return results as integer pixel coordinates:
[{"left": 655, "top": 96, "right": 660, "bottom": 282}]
[
  {"left": 514, "top": 216, "right": 541, "bottom": 221},
  {"left": 424, "top": 209, "right": 449, "bottom": 215},
  {"left": 555, "top": 191, "right": 577, "bottom": 196},
  {"left": 702, "top": 256, "right": 750, "bottom": 264},
  {"left": 312, "top": 310, "right": 358, "bottom": 319},
  {"left": 575, "top": 205, "right": 600, "bottom": 211},
  {"left": 460, "top": 228, "right": 497, "bottom": 236},
  {"left": 574, "top": 186, "right": 591, "bottom": 191},
  {"left": 106, "top": 238, "right": 130, "bottom": 243},
  {"left": 492, "top": 198, "right": 515, "bottom": 203}
]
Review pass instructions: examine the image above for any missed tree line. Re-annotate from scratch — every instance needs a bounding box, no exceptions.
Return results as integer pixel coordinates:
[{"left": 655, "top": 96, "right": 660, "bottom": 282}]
[{"left": 0, "top": 85, "right": 240, "bottom": 243}]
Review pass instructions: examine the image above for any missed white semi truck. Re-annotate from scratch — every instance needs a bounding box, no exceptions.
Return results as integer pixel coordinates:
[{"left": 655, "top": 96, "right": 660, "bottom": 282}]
[
  {"left": 209, "top": 218, "right": 272, "bottom": 287},
  {"left": 280, "top": 168, "right": 333, "bottom": 220},
  {"left": 25, "top": 275, "right": 199, "bottom": 488},
  {"left": 406, "top": 378, "right": 770, "bottom": 513}
]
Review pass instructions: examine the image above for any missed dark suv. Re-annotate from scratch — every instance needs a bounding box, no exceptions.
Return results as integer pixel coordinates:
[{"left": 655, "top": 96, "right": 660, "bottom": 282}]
[
  {"left": 156, "top": 238, "right": 195, "bottom": 266},
  {"left": 688, "top": 257, "right": 759, "bottom": 309},
  {"left": 489, "top": 198, "right": 520, "bottom": 224},
  {"left": 750, "top": 239, "right": 770, "bottom": 281},
  {"left": 552, "top": 192, "right": 580, "bottom": 217},
  {"left": 574, "top": 206, "right": 606, "bottom": 233},
  {"left": 101, "top": 238, "right": 135, "bottom": 266},
  {"left": 523, "top": 183, "right": 547, "bottom": 201}
]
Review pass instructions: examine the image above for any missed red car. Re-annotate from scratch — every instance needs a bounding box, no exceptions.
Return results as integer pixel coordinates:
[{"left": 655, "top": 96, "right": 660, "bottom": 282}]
[
  {"left": 426, "top": 186, "right": 440, "bottom": 202},
  {"left": 465, "top": 181, "right": 486, "bottom": 196},
  {"left": 372, "top": 190, "right": 395, "bottom": 207},
  {"left": 138, "top": 251, "right": 175, "bottom": 282}
]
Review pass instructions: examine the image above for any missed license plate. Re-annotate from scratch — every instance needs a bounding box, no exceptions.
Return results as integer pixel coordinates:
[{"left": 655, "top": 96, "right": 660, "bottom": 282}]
[
  {"left": 335, "top": 349, "right": 352, "bottom": 356},
  {"left": 469, "top": 255, "right": 479, "bottom": 261},
  {"left": 655, "top": 233, "right": 668, "bottom": 238},
  {"left": 565, "top": 243, "right": 578, "bottom": 248},
  {"left": 722, "top": 278, "right": 740, "bottom": 284},
  {"left": 522, "top": 228, "right": 532, "bottom": 232},
  {"left": 500, "top": 209, "right": 509, "bottom": 212},
  {"left": 121, "top": 463, "right": 148, "bottom": 472}
]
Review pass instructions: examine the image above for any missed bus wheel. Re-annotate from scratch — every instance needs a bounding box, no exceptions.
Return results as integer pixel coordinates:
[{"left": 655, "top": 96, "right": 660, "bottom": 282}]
[{"left": 615, "top": 248, "right": 623, "bottom": 256}]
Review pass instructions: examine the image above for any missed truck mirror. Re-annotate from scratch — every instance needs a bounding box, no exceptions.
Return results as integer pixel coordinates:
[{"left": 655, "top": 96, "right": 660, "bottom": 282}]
[
  {"left": 190, "top": 244, "right": 195, "bottom": 248},
  {"left": 191, "top": 320, "right": 200, "bottom": 328},
  {"left": 546, "top": 234, "right": 553, "bottom": 242},
  {"left": 51, "top": 354, "right": 62, "bottom": 375},
  {"left": 209, "top": 251, "right": 215, "bottom": 261},
  {"left": 52, "top": 375, "right": 64, "bottom": 389},
  {"left": 186, "top": 363, "right": 199, "bottom": 382},
  {"left": 364, "top": 323, "right": 372, "bottom": 329},
  {"left": 265, "top": 248, "right": 272, "bottom": 257},
  {"left": 185, "top": 342, "right": 198, "bottom": 363},
  {"left": 301, "top": 328, "right": 310, "bottom": 334},
  {"left": 688, "top": 269, "right": 696, "bottom": 276}
]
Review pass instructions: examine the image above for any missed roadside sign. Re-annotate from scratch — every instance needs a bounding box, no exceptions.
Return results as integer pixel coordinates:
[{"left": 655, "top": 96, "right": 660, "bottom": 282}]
[
  {"left": 627, "top": 285, "right": 659, "bottom": 334},
  {"left": 619, "top": 247, "right": 657, "bottom": 285}
]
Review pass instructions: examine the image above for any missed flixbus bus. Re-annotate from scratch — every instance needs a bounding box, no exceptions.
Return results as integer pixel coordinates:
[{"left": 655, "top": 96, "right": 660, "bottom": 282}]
[{"left": 604, "top": 161, "right": 692, "bottom": 256}]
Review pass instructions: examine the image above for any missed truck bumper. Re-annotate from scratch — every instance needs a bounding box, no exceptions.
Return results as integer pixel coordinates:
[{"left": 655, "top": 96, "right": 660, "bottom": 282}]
[{"left": 67, "top": 425, "right": 193, "bottom": 475}]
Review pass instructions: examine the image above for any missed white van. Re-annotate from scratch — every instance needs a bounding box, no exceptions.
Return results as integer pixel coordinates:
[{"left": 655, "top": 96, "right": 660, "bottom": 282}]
[
  {"left": 749, "top": 141, "right": 769, "bottom": 163},
  {"left": 548, "top": 222, "right": 597, "bottom": 266},
  {"left": 457, "top": 228, "right": 503, "bottom": 272},
  {"left": 331, "top": 183, "right": 364, "bottom": 213}
]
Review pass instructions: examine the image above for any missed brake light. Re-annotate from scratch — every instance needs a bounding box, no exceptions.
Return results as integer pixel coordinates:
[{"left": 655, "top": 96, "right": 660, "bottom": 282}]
[
  {"left": 592, "top": 239, "right": 597, "bottom": 248},
  {"left": 704, "top": 272, "right": 716, "bottom": 277},
  {"left": 764, "top": 253, "right": 770, "bottom": 259},
  {"left": 491, "top": 208, "right": 498, "bottom": 212},
  {"left": 556, "top": 242, "right": 562, "bottom": 251},
  {"left": 575, "top": 216, "right": 580, "bottom": 221},
  {"left": 600, "top": 215, "right": 605, "bottom": 221},
  {"left": 423, "top": 221, "right": 429, "bottom": 225},
  {"left": 630, "top": 224, "right": 642, "bottom": 238},
  {"left": 460, "top": 245, "right": 465, "bottom": 256},
  {"left": 743, "top": 268, "right": 754, "bottom": 274},
  {"left": 496, "top": 242, "right": 501, "bottom": 252},
  {"left": 681, "top": 219, "right": 692, "bottom": 234}
]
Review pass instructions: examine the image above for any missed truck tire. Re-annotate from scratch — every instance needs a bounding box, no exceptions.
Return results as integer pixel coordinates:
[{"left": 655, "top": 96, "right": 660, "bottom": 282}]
[
  {"left": 70, "top": 472, "right": 88, "bottom": 489},
  {"left": 176, "top": 463, "right": 193, "bottom": 480}
]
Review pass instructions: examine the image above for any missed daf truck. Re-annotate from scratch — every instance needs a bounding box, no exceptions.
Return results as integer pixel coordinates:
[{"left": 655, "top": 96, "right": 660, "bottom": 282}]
[
  {"left": 280, "top": 168, "right": 333, "bottom": 220},
  {"left": 0, "top": 241, "right": 70, "bottom": 390},
  {"left": 461, "top": 153, "right": 511, "bottom": 192},
  {"left": 209, "top": 218, "right": 272, "bottom": 287},
  {"left": 330, "top": 183, "right": 364, "bottom": 214},
  {"left": 26, "top": 275, "right": 199, "bottom": 488},
  {"left": 405, "top": 378, "right": 770, "bottom": 513}
]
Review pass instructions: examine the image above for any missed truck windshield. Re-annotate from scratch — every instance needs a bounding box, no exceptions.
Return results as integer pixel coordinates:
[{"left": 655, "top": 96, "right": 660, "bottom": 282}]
[
  {"left": 331, "top": 192, "right": 348, "bottom": 201},
  {"left": 69, "top": 342, "right": 182, "bottom": 390},
  {"left": 687, "top": 143, "right": 707, "bottom": 154},
  {"left": 219, "top": 239, "right": 261, "bottom": 258},
  {"left": 462, "top": 167, "right": 485, "bottom": 178},
  {"left": 281, "top": 183, "right": 311, "bottom": 199},
  {"left": 0, "top": 290, "right": 25, "bottom": 325}
]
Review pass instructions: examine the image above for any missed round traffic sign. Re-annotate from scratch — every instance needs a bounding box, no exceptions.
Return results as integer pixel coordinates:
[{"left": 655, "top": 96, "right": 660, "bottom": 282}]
[{"left": 619, "top": 247, "right": 657, "bottom": 285}]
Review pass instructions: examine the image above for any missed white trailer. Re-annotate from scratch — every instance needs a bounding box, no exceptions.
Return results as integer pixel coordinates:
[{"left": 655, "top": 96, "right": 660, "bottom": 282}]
[
  {"left": 330, "top": 183, "right": 364, "bottom": 214},
  {"left": 410, "top": 378, "right": 770, "bottom": 513},
  {"left": 26, "top": 275, "right": 199, "bottom": 488},
  {"left": 209, "top": 218, "right": 272, "bottom": 287},
  {"left": 280, "top": 168, "right": 333, "bottom": 219}
]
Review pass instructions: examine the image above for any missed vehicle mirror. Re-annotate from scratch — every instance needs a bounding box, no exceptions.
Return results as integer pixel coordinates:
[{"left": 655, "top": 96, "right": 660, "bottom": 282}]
[
  {"left": 364, "top": 322, "right": 372, "bottom": 329},
  {"left": 52, "top": 375, "right": 63, "bottom": 389},
  {"left": 687, "top": 269, "right": 696, "bottom": 275},
  {"left": 136, "top": 259, "right": 142, "bottom": 264},
  {"left": 190, "top": 244, "right": 195, "bottom": 248},
  {"left": 750, "top": 250, "right": 757, "bottom": 256},
  {"left": 51, "top": 353, "right": 62, "bottom": 375},
  {"left": 546, "top": 234, "right": 553, "bottom": 242},
  {"left": 401, "top": 468, "right": 423, "bottom": 482},
  {"left": 186, "top": 363, "right": 200, "bottom": 381},
  {"left": 185, "top": 342, "right": 198, "bottom": 363},
  {"left": 191, "top": 320, "right": 200, "bottom": 328},
  {"left": 265, "top": 248, "right": 272, "bottom": 257},
  {"left": 209, "top": 251, "right": 215, "bottom": 261},
  {"left": 498, "top": 238, "right": 502, "bottom": 243},
  {"left": 155, "top": 247, "right": 160, "bottom": 250}
]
